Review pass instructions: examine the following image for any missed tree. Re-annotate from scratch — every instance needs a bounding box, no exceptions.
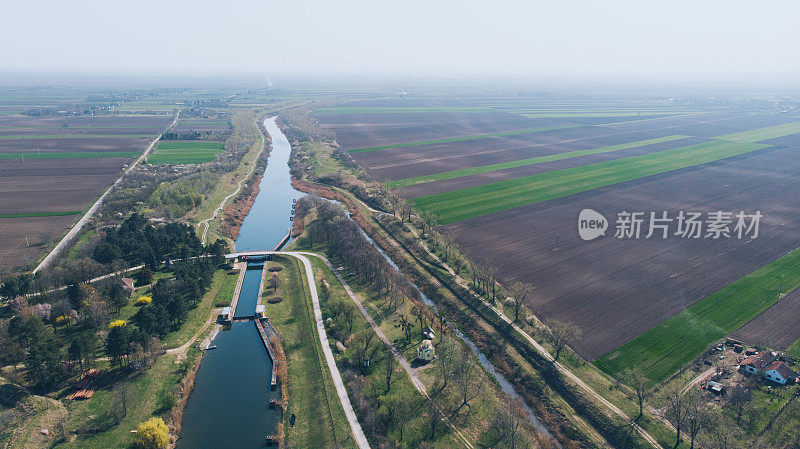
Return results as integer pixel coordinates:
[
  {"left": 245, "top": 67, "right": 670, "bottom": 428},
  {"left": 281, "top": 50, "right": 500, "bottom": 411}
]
[
  {"left": 543, "top": 319, "right": 581, "bottom": 361},
  {"left": 622, "top": 367, "right": 650, "bottom": 419},
  {"left": 136, "top": 267, "right": 154, "bottom": 286},
  {"left": 341, "top": 302, "right": 357, "bottom": 334},
  {"left": 684, "top": 390, "right": 707, "bottom": 449},
  {"left": 491, "top": 399, "right": 528, "bottom": 449},
  {"left": 726, "top": 385, "right": 752, "bottom": 425},
  {"left": 0, "top": 273, "right": 33, "bottom": 298},
  {"left": 384, "top": 348, "right": 396, "bottom": 392},
  {"left": 508, "top": 282, "right": 530, "bottom": 323},
  {"left": 661, "top": 383, "right": 689, "bottom": 448},
  {"left": 270, "top": 271, "right": 280, "bottom": 291},
  {"left": 136, "top": 417, "right": 169, "bottom": 449},
  {"left": 451, "top": 346, "right": 484, "bottom": 418},
  {"left": 105, "top": 283, "right": 128, "bottom": 313},
  {"left": 351, "top": 329, "right": 376, "bottom": 372}
]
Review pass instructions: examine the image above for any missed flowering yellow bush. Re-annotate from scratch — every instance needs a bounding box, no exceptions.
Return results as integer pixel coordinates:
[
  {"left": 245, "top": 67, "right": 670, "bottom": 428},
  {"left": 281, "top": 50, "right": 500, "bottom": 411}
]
[
  {"left": 135, "top": 296, "right": 152, "bottom": 306},
  {"left": 109, "top": 320, "right": 127, "bottom": 329},
  {"left": 55, "top": 315, "right": 72, "bottom": 325}
]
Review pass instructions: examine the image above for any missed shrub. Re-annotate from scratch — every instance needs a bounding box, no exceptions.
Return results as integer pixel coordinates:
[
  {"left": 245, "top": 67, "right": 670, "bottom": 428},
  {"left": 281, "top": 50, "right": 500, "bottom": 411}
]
[
  {"left": 135, "top": 417, "right": 169, "bottom": 449},
  {"left": 108, "top": 320, "right": 126, "bottom": 329},
  {"left": 135, "top": 296, "right": 152, "bottom": 306}
]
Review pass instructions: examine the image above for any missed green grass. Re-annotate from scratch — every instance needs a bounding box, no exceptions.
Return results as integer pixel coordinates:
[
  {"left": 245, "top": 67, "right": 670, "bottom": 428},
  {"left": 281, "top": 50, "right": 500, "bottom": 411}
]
[
  {"left": 212, "top": 270, "right": 240, "bottom": 307},
  {"left": 386, "top": 135, "right": 689, "bottom": 188},
  {"left": 349, "top": 124, "right": 582, "bottom": 153},
  {"left": 594, "top": 248, "right": 800, "bottom": 384},
  {"left": 715, "top": 121, "right": 800, "bottom": 142},
  {"left": 0, "top": 134, "right": 152, "bottom": 140},
  {"left": 313, "top": 106, "right": 493, "bottom": 114},
  {"left": 0, "top": 211, "right": 82, "bottom": 218},
  {"left": 0, "top": 151, "right": 139, "bottom": 160},
  {"left": 412, "top": 140, "right": 770, "bottom": 224},
  {"left": 147, "top": 141, "right": 225, "bottom": 165},
  {"left": 787, "top": 338, "right": 800, "bottom": 359},
  {"left": 268, "top": 256, "right": 358, "bottom": 449}
]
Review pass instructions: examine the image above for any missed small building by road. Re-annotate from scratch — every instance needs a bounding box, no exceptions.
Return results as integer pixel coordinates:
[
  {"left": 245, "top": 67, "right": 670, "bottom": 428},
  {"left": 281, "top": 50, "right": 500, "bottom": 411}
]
[
  {"left": 417, "top": 339, "right": 435, "bottom": 362},
  {"left": 764, "top": 361, "right": 796, "bottom": 385}
]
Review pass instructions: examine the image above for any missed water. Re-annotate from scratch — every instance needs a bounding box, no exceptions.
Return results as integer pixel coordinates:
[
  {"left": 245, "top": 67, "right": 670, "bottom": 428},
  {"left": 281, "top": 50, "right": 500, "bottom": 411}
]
[{"left": 176, "top": 117, "right": 300, "bottom": 449}]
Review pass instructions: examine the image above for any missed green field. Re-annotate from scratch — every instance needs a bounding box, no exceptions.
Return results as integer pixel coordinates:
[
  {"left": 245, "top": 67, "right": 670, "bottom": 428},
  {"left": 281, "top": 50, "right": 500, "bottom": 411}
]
[
  {"left": 595, "top": 248, "right": 800, "bottom": 384},
  {"left": 147, "top": 141, "right": 225, "bottom": 165},
  {"left": 715, "top": 121, "right": 800, "bottom": 142},
  {"left": 412, "top": 140, "right": 770, "bottom": 224},
  {"left": 348, "top": 124, "right": 581, "bottom": 153},
  {"left": 0, "top": 211, "right": 82, "bottom": 218},
  {"left": 0, "top": 151, "right": 139, "bottom": 160},
  {"left": 313, "top": 106, "right": 493, "bottom": 114},
  {"left": 386, "top": 135, "right": 689, "bottom": 188},
  {"left": 0, "top": 134, "right": 152, "bottom": 140}
]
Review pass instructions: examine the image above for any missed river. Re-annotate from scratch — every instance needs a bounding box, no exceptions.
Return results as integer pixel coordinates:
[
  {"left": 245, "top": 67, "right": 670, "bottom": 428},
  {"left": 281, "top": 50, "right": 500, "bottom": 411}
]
[{"left": 175, "top": 117, "right": 302, "bottom": 449}]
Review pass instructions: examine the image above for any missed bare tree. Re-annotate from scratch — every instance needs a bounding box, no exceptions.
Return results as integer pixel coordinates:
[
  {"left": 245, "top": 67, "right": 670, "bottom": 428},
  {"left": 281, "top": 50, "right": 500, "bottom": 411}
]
[
  {"left": 351, "top": 329, "right": 376, "bottom": 371},
  {"left": 434, "top": 340, "right": 458, "bottom": 396},
  {"left": 684, "top": 389, "right": 707, "bottom": 449},
  {"left": 491, "top": 398, "right": 529, "bottom": 449},
  {"left": 726, "top": 385, "right": 752, "bottom": 425},
  {"left": 384, "top": 348, "right": 396, "bottom": 392},
  {"left": 622, "top": 367, "right": 650, "bottom": 419},
  {"left": 661, "top": 383, "right": 689, "bottom": 448},
  {"left": 450, "top": 346, "right": 485, "bottom": 418},
  {"left": 508, "top": 281, "right": 530, "bottom": 323},
  {"left": 543, "top": 319, "right": 582, "bottom": 361}
]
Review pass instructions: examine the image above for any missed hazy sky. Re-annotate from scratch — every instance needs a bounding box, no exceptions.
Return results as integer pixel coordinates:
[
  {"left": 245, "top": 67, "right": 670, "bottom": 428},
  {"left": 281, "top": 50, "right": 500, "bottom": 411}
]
[{"left": 2, "top": 0, "right": 799, "bottom": 79}]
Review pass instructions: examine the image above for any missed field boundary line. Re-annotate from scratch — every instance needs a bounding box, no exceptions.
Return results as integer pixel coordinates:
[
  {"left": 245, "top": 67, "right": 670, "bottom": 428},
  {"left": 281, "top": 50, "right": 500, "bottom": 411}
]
[{"left": 32, "top": 111, "right": 180, "bottom": 274}]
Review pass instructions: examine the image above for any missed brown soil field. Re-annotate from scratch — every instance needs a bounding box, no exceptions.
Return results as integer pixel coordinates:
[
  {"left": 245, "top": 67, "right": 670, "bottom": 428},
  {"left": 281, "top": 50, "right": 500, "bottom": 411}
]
[
  {"left": 315, "top": 110, "right": 560, "bottom": 149},
  {"left": 0, "top": 114, "right": 169, "bottom": 271},
  {"left": 730, "top": 288, "right": 800, "bottom": 350},
  {"left": 0, "top": 158, "right": 124, "bottom": 213},
  {"left": 0, "top": 215, "right": 78, "bottom": 271},
  {"left": 443, "top": 144, "right": 800, "bottom": 359}
]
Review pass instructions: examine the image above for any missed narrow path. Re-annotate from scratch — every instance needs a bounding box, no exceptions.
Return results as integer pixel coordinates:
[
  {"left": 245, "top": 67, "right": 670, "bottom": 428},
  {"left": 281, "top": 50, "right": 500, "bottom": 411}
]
[
  {"left": 681, "top": 366, "right": 716, "bottom": 396},
  {"left": 197, "top": 117, "right": 267, "bottom": 244},
  {"left": 34, "top": 111, "right": 180, "bottom": 274},
  {"left": 281, "top": 251, "right": 370, "bottom": 449},
  {"left": 298, "top": 252, "right": 475, "bottom": 449}
]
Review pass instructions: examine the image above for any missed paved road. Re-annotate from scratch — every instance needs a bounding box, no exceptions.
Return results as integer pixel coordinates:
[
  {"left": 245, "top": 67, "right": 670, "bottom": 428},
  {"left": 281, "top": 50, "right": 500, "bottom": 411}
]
[
  {"left": 33, "top": 111, "right": 180, "bottom": 274},
  {"left": 297, "top": 252, "right": 475, "bottom": 449},
  {"left": 281, "top": 252, "right": 371, "bottom": 449}
]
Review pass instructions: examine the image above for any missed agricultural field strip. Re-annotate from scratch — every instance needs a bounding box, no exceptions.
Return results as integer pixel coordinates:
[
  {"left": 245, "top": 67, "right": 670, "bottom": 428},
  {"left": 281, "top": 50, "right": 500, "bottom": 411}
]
[
  {"left": 313, "top": 106, "right": 495, "bottom": 114},
  {"left": 147, "top": 141, "right": 225, "bottom": 165},
  {"left": 349, "top": 124, "right": 582, "bottom": 153},
  {"left": 715, "top": 121, "right": 800, "bottom": 142},
  {"left": 594, "top": 247, "right": 800, "bottom": 384},
  {"left": 0, "top": 211, "right": 83, "bottom": 218},
  {"left": 412, "top": 140, "right": 770, "bottom": 224},
  {"left": 411, "top": 121, "right": 800, "bottom": 224},
  {"left": 519, "top": 112, "right": 683, "bottom": 118},
  {"left": 385, "top": 135, "right": 689, "bottom": 188},
  {"left": 0, "top": 134, "right": 153, "bottom": 139},
  {"left": 0, "top": 151, "right": 140, "bottom": 160}
]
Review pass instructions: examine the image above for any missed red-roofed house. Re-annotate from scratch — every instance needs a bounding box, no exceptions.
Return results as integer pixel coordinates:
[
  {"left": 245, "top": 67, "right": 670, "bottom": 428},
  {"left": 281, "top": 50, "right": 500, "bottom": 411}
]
[
  {"left": 763, "top": 361, "right": 796, "bottom": 385},
  {"left": 739, "top": 351, "right": 776, "bottom": 374}
]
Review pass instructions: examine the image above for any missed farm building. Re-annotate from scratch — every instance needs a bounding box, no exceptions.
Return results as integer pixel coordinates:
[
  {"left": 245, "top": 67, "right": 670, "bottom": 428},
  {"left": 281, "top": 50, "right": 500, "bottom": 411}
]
[
  {"left": 119, "top": 277, "right": 135, "bottom": 296},
  {"left": 708, "top": 381, "right": 725, "bottom": 395},
  {"left": 763, "top": 361, "right": 796, "bottom": 385},
  {"left": 417, "top": 339, "right": 435, "bottom": 361},
  {"left": 739, "top": 351, "right": 777, "bottom": 374}
]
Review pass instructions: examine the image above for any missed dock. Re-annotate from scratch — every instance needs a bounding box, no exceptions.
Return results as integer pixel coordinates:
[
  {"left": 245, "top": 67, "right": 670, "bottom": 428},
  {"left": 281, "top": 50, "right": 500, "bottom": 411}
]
[
  {"left": 255, "top": 318, "right": 279, "bottom": 390},
  {"left": 224, "top": 261, "right": 247, "bottom": 323},
  {"left": 273, "top": 227, "right": 292, "bottom": 252}
]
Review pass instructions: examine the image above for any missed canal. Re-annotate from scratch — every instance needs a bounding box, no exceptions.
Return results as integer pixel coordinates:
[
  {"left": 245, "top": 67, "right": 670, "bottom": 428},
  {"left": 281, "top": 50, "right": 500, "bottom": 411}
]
[{"left": 176, "top": 117, "right": 302, "bottom": 449}]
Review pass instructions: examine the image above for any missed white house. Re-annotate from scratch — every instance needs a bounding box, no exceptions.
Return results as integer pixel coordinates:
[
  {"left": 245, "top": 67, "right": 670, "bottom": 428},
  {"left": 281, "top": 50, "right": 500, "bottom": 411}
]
[
  {"left": 417, "top": 339, "right": 435, "bottom": 362},
  {"left": 219, "top": 307, "right": 231, "bottom": 321},
  {"left": 255, "top": 304, "right": 265, "bottom": 318},
  {"left": 763, "top": 361, "right": 796, "bottom": 385}
]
